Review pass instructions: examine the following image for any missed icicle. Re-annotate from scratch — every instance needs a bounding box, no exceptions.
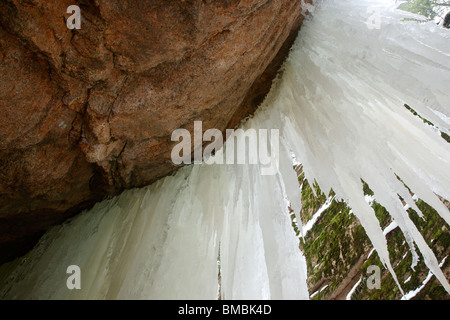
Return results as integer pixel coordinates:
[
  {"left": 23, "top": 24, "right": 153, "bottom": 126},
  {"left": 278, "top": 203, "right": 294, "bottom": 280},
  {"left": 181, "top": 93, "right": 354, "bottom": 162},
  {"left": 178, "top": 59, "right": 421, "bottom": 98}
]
[{"left": 273, "top": 0, "right": 450, "bottom": 294}]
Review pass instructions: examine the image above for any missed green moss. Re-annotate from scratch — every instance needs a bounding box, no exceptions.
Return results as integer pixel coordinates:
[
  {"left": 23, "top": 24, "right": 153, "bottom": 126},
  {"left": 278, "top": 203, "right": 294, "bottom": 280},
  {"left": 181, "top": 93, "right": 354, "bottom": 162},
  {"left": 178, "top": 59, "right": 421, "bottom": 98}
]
[
  {"left": 362, "top": 180, "right": 374, "bottom": 196},
  {"left": 298, "top": 171, "right": 450, "bottom": 300},
  {"left": 398, "top": 0, "right": 436, "bottom": 20},
  {"left": 441, "top": 131, "right": 450, "bottom": 143}
]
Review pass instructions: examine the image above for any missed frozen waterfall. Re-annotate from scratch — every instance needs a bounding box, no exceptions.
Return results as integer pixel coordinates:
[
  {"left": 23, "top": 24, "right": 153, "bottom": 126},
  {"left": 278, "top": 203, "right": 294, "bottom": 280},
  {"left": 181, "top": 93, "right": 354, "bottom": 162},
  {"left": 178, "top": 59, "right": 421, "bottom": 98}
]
[{"left": 1, "top": 0, "right": 450, "bottom": 299}]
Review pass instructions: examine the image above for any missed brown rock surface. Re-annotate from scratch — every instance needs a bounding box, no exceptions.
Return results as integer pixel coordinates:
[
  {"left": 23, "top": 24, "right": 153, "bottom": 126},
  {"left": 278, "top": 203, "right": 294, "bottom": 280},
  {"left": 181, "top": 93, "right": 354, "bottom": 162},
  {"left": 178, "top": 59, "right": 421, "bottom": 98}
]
[{"left": 0, "top": 0, "right": 309, "bottom": 262}]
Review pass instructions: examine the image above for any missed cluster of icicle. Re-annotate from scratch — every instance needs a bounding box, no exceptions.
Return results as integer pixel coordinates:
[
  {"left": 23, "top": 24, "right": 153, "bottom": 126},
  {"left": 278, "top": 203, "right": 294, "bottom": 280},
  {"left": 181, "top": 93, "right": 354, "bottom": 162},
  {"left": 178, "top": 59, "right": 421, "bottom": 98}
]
[{"left": 1, "top": 0, "right": 449, "bottom": 299}]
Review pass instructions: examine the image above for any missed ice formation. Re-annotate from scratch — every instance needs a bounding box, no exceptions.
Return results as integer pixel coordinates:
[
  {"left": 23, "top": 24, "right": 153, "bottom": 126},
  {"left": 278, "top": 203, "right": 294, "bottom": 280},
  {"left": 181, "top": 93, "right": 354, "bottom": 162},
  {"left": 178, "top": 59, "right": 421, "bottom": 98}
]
[{"left": 1, "top": 0, "right": 449, "bottom": 299}]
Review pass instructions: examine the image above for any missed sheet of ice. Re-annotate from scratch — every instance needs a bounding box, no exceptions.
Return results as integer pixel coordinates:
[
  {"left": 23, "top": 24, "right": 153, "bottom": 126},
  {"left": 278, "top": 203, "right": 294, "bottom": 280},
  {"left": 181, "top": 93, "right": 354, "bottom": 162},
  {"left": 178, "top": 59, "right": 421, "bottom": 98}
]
[
  {"left": 0, "top": 161, "right": 309, "bottom": 300},
  {"left": 1, "top": 0, "right": 450, "bottom": 299}
]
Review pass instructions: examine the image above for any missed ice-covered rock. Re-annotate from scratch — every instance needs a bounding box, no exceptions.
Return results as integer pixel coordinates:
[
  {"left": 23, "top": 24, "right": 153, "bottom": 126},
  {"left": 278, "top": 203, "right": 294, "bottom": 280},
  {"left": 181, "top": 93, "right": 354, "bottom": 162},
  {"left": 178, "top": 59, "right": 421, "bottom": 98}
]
[{"left": 1, "top": 0, "right": 449, "bottom": 299}]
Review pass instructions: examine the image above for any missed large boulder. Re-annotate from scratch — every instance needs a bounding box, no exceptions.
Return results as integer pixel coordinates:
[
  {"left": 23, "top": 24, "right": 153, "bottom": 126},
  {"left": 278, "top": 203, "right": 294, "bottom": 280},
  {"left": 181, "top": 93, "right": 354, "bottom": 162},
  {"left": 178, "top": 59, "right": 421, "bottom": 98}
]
[{"left": 0, "top": 0, "right": 309, "bottom": 262}]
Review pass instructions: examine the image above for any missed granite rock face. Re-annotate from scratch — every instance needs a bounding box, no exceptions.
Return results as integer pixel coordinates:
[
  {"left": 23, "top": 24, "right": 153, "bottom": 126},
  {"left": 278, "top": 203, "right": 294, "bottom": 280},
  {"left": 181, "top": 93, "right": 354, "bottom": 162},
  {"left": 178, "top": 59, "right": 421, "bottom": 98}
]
[{"left": 0, "top": 0, "right": 308, "bottom": 261}]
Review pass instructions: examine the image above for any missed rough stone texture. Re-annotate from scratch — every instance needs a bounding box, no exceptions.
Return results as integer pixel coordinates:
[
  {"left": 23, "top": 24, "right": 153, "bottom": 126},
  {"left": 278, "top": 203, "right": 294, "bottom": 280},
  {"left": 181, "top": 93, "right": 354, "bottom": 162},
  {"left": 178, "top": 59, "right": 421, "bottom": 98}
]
[{"left": 0, "top": 0, "right": 309, "bottom": 262}]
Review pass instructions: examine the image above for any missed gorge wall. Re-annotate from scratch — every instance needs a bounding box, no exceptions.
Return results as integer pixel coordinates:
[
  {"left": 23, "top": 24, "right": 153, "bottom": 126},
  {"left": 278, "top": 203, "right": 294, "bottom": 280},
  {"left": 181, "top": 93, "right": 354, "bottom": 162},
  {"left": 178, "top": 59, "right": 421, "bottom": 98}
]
[{"left": 0, "top": 0, "right": 309, "bottom": 262}]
